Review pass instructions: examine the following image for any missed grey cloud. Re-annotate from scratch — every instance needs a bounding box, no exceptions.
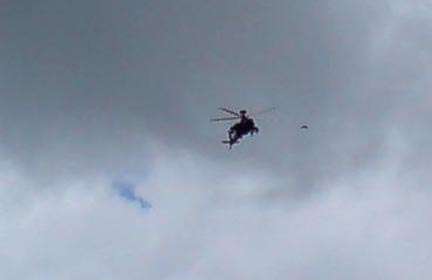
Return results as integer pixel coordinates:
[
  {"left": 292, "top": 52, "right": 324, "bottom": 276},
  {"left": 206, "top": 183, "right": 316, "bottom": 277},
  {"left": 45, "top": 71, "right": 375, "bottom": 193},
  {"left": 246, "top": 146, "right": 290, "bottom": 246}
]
[{"left": 0, "top": 0, "right": 415, "bottom": 185}]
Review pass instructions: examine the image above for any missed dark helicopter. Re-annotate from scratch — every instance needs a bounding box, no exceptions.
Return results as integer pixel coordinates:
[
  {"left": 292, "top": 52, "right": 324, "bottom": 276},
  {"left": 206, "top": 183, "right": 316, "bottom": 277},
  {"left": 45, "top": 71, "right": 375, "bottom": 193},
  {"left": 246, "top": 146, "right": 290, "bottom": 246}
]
[{"left": 211, "top": 107, "right": 275, "bottom": 149}]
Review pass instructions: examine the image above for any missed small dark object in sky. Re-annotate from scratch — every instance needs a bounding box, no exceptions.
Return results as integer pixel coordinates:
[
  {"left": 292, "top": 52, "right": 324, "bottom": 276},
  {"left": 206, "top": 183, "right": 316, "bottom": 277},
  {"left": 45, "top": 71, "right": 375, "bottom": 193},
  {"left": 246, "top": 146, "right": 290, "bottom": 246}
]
[{"left": 300, "top": 124, "right": 309, "bottom": 130}]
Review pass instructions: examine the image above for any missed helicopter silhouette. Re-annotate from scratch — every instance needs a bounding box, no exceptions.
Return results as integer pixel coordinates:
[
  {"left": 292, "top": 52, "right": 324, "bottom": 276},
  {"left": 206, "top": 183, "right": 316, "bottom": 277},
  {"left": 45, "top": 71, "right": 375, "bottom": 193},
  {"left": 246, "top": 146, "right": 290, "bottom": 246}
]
[{"left": 211, "top": 107, "right": 275, "bottom": 149}]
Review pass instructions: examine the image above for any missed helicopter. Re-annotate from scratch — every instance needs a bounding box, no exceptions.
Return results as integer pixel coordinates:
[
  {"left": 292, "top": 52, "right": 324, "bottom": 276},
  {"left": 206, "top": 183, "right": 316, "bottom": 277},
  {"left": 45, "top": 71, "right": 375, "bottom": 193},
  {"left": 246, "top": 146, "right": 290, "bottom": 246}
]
[{"left": 211, "top": 107, "right": 275, "bottom": 149}]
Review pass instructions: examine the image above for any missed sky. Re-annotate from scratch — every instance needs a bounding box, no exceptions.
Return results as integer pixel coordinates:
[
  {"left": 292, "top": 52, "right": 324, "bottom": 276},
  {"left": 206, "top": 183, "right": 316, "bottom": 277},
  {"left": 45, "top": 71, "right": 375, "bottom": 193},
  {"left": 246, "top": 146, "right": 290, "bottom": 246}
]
[{"left": 1, "top": 0, "right": 432, "bottom": 279}]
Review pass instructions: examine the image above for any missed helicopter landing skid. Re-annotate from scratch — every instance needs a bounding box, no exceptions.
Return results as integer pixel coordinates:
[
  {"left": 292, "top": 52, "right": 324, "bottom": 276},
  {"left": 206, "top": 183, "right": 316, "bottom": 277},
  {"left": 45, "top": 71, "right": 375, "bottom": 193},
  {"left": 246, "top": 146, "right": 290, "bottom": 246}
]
[{"left": 221, "top": 140, "right": 239, "bottom": 148}]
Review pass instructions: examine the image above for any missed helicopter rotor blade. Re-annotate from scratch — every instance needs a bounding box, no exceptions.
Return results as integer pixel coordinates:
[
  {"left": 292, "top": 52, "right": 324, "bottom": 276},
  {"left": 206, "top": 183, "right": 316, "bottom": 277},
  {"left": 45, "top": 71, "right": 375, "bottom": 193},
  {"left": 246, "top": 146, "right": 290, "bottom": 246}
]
[
  {"left": 210, "top": 116, "right": 240, "bottom": 122},
  {"left": 219, "top": 107, "right": 241, "bottom": 117},
  {"left": 251, "top": 107, "right": 276, "bottom": 116}
]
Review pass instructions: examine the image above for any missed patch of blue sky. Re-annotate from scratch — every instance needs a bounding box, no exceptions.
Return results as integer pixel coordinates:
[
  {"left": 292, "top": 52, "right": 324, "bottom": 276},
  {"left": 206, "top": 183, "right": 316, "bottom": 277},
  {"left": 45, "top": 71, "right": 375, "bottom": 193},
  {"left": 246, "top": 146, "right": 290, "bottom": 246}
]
[{"left": 112, "top": 180, "right": 152, "bottom": 210}]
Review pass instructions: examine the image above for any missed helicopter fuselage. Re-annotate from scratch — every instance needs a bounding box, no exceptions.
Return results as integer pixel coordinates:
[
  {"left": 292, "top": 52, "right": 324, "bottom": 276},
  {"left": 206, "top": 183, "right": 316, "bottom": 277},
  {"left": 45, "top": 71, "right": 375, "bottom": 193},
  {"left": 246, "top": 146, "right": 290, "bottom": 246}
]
[{"left": 228, "top": 117, "right": 259, "bottom": 145}]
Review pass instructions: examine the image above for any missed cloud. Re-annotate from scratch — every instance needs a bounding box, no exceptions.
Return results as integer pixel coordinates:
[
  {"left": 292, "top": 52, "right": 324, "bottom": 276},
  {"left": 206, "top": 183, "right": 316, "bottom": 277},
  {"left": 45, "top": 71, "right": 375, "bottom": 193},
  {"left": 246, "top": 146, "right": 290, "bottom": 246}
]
[
  {"left": 1, "top": 0, "right": 432, "bottom": 279},
  {"left": 1, "top": 0, "right": 430, "bottom": 192},
  {"left": 2, "top": 144, "right": 432, "bottom": 280}
]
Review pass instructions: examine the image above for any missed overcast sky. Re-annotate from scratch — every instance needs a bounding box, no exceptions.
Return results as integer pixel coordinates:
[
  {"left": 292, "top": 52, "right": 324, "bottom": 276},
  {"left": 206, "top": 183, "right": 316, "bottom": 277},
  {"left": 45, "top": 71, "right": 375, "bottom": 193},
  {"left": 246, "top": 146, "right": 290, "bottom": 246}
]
[{"left": 1, "top": 0, "right": 432, "bottom": 279}]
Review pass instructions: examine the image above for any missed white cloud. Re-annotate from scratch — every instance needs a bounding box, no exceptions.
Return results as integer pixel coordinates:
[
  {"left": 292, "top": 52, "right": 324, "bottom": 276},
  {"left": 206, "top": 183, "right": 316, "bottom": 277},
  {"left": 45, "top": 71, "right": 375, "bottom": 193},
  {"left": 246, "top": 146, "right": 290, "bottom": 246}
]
[{"left": 1, "top": 134, "right": 432, "bottom": 279}]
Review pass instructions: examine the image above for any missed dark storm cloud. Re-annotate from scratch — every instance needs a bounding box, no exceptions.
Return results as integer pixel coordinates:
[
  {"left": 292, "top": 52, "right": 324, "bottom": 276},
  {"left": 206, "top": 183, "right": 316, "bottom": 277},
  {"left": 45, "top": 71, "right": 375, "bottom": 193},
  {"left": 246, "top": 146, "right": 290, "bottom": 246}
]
[{"left": 0, "top": 0, "right": 431, "bottom": 189}]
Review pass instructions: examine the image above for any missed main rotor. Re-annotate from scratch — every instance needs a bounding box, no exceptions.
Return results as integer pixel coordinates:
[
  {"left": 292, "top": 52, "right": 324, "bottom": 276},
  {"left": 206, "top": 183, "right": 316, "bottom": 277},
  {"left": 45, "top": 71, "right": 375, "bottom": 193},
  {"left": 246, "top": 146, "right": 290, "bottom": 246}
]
[{"left": 210, "top": 107, "right": 275, "bottom": 122}]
